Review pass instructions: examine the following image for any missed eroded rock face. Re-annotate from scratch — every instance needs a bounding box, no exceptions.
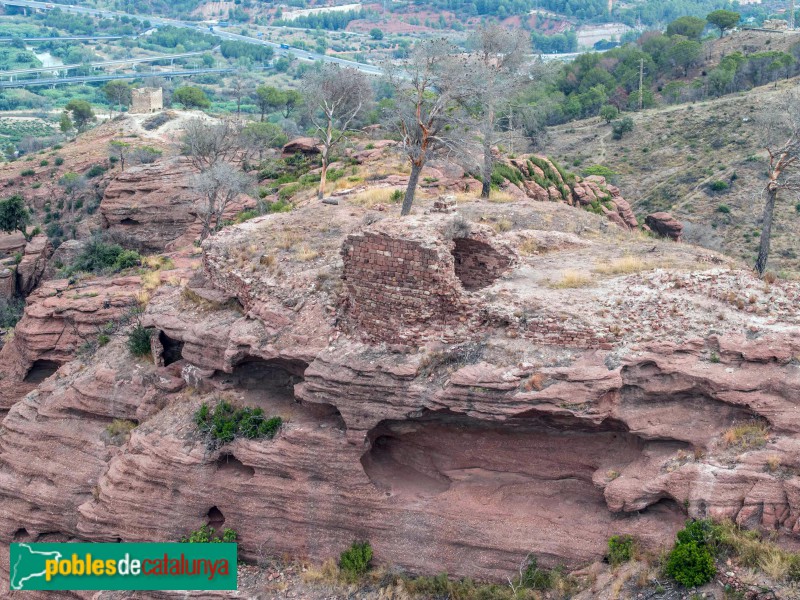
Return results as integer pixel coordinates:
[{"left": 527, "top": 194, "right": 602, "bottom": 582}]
[
  {"left": 2, "top": 199, "right": 800, "bottom": 589},
  {"left": 0, "top": 275, "right": 141, "bottom": 411},
  {"left": 100, "top": 158, "right": 199, "bottom": 252}
]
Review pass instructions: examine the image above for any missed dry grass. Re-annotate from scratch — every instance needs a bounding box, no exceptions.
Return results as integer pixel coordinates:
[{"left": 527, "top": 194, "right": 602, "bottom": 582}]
[
  {"left": 492, "top": 217, "right": 513, "bottom": 233},
  {"left": 134, "top": 290, "right": 151, "bottom": 307},
  {"left": 594, "top": 256, "right": 650, "bottom": 275},
  {"left": 716, "top": 520, "right": 800, "bottom": 582},
  {"left": 106, "top": 419, "right": 136, "bottom": 437},
  {"left": 276, "top": 231, "right": 300, "bottom": 250},
  {"left": 721, "top": 420, "right": 769, "bottom": 450},
  {"left": 349, "top": 187, "right": 401, "bottom": 208},
  {"left": 295, "top": 245, "right": 319, "bottom": 262},
  {"left": 142, "top": 255, "right": 175, "bottom": 271},
  {"left": 488, "top": 190, "right": 516, "bottom": 203},
  {"left": 141, "top": 271, "right": 162, "bottom": 292},
  {"left": 550, "top": 270, "right": 594, "bottom": 288},
  {"left": 518, "top": 238, "right": 542, "bottom": 256},
  {"left": 766, "top": 455, "right": 782, "bottom": 472}
]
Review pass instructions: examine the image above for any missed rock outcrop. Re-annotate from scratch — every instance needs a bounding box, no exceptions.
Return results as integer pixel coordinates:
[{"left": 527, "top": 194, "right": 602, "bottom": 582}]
[
  {"left": 0, "top": 275, "right": 142, "bottom": 411},
  {"left": 100, "top": 158, "right": 200, "bottom": 252},
  {"left": 1, "top": 194, "right": 799, "bottom": 593},
  {"left": 645, "top": 211, "right": 684, "bottom": 241}
]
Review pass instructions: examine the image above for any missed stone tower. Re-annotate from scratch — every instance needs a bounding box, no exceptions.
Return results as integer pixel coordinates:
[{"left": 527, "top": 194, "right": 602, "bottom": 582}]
[{"left": 130, "top": 87, "right": 163, "bottom": 114}]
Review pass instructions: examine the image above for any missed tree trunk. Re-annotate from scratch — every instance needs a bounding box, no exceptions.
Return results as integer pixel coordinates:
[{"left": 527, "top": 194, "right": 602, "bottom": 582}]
[
  {"left": 401, "top": 161, "right": 423, "bottom": 216},
  {"left": 318, "top": 153, "right": 328, "bottom": 200},
  {"left": 755, "top": 181, "right": 778, "bottom": 276},
  {"left": 481, "top": 137, "right": 492, "bottom": 199}
]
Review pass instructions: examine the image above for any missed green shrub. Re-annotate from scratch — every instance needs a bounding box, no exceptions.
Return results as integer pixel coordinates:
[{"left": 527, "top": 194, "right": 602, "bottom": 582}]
[
  {"left": 0, "top": 297, "right": 25, "bottom": 329},
  {"left": 127, "top": 324, "right": 153, "bottom": 357},
  {"left": 181, "top": 524, "right": 237, "bottom": 543},
  {"left": 583, "top": 165, "right": 617, "bottom": 180},
  {"left": 265, "top": 198, "right": 292, "bottom": 213},
  {"left": 69, "top": 239, "right": 124, "bottom": 274},
  {"left": 665, "top": 541, "right": 716, "bottom": 587},
  {"left": 278, "top": 182, "right": 302, "bottom": 202},
  {"left": 666, "top": 520, "right": 720, "bottom": 588},
  {"left": 491, "top": 162, "right": 523, "bottom": 186},
  {"left": 85, "top": 164, "right": 106, "bottom": 178},
  {"left": 234, "top": 209, "right": 258, "bottom": 223},
  {"left": 611, "top": 117, "right": 634, "bottom": 140},
  {"left": 709, "top": 180, "right": 729, "bottom": 192},
  {"left": 520, "top": 556, "right": 553, "bottom": 589},
  {"left": 195, "top": 400, "right": 282, "bottom": 445},
  {"left": 54, "top": 156, "right": 64, "bottom": 166},
  {"left": 716, "top": 204, "right": 731, "bottom": 214},
  {"left": 39, "top": 159, "right": 48, "bottom": 167},
  {"left": 339, "top": 541, "right": 372, "bottom": 579},
  {"left": 390, "top": 189, "right": 403, "bottom": 203},
  {"left": 114, "top": 249, "right": 141, "bottom": 270},
  {"left": 795, "top": 202, "right": 800, "bottom": 214},
  {"left": 607, "top": 535, "right": 634, "bottom": 566},
  {"left": 97, "top": 333, "right": 110, "bottom": 346},
  {"left": 20, "top": 168, "right": 35, "bottom": 176}
]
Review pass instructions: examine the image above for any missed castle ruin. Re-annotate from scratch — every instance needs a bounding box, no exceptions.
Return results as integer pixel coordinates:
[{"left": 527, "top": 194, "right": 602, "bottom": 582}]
[{"left": 130, "top": 87, "right": 163, "bottom": 114}]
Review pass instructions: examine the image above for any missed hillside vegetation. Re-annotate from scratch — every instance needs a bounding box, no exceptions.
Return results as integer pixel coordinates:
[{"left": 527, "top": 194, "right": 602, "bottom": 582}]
[{"left": 547, "top": 75, "right": 800, "bottom": 276}]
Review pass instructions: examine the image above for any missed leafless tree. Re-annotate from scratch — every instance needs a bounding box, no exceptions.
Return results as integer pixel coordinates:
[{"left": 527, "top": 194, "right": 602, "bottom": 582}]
[
  {"left": 755, "top": 91, "right": 800, "bottom": 276},
  {"left": 384, "top": 38, "right": 472, "bottom": 216},
  {"left": 466, "top": 25, "right": 530, "bottom": 198},
  {"left": 192, "top": 162, "right": 254, "bottom": 240},
  {"left": 304, "top": 65, "right": 372, "bottom": 200},
  {"left": 228, "top": 74, "right": 249, "bottom": 116},
  {"left": 180, "top": 118, "right": 242, "bottom": 172}
]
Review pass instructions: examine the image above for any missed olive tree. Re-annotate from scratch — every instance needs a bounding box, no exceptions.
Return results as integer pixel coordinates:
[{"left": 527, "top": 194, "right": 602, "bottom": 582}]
[
  {"left": 755, "top": 91, "right": 800, "bottom": 276},
  {"left": 303, "top": 65, "right": 372, "bottom": 200},
  {"left": 385, "top": 38, "right": 471, "bottom": 215}
]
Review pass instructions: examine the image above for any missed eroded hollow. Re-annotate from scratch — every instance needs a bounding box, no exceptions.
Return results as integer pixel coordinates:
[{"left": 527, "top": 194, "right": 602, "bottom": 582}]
[
  {"left": 207, "top": 506, "right": 225, "bottom": 529},
  {"left": 226, "top": 357, "right": 308, "bottom": 396},
  {"left": 23, "top": 359, "right": 60, "bottom": 384},
  {"left": 451, "top": 238, "right": 511, "bottom": 291},
  {"left": 216, "top": 453, "right": 255, "bottom": 479},
  {"left": 361, "top": 411, "right": 679, "bottom": 503},
  {"left": 120, "top": 218, "right": 139, "bottom": 226},
  {"left": 158, "top": 331, "right": 184, "bottom": 367}
]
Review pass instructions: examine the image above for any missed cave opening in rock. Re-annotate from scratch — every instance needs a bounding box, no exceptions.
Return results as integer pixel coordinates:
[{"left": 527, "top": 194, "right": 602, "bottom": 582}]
[
  {"left": 207, "top": 506, "right": 225, "bottom": 529},
  {"left": 228, "top": 357, "right": 308, "bottom": 397},
  {"left": 23, "top": 359, "right": 60, "bottom": 384},
  {"left": 450, "top": 238, "right": 512, "bottom": 291},
  {"left": 120, "top": 218, "right": 139, "bottom": 226},
  {"left": 216, "top": 453, "right": 255, "bottom": 478},
  {"left": 158, "top": 331, "right": 184, "bottom": 366},
  {"left": 12, "top": 528, "right": 29, "bottom": 542}
]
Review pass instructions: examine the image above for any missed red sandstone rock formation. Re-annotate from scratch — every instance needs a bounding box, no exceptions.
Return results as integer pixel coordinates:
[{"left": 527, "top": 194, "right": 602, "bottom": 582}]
[
  {"left": 645, "top": 212, "right": 684, "bottom": 241},
  {"left": 1, "top": 193, "right": 799, "bottom": 592}
]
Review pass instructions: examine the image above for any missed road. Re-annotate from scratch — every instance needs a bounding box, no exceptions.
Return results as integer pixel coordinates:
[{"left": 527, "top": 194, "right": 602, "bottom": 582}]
[
  {"left": 0, "top": 0, "right": 383, "bottom": 75},
  {"left": 0, "top": 67, "right": 236, "bottom": 88},
  {"left": 0, "top": 48, "right": 215, "bottom": 77},
  {"left": 0, "top": 35, "right": 124, "bottom": 41}
]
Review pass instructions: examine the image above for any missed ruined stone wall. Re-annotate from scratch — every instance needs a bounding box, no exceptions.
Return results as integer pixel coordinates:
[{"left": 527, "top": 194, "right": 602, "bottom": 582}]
[
  {"left": 451, "top": 238, "right": 513, "bottom": 291},
  {"left": 341, "top": 232, "right": 463, "bottom": 342},
  {"left": 130, "top": 88, "right": 163, "bottom": 114}
]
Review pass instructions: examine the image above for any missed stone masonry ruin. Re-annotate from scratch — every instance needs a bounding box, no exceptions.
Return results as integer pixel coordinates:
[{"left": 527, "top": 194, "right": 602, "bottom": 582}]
[
  {"left": 130, "top": 87, "right": 163, "bottom": 114},
  {"left": 341, "top": 213, "right": 517, "bottom": 343}
]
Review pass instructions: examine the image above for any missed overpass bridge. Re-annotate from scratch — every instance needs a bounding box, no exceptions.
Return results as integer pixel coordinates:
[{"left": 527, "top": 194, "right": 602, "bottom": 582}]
[
  {"left": 0, "top": 48, "right": 216, "bottom": 79},
  {"left": 0, "top": 67, "right": 236, "bottom": 88}
]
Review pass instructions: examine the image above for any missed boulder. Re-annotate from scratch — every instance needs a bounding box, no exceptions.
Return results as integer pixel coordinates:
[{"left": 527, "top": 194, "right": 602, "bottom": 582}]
[
  {"left": 282, "top": 137, "right": 321, "bottom": 156},
  {"left": 645, "top": 212, "right": 683, "bottom": 241}
]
